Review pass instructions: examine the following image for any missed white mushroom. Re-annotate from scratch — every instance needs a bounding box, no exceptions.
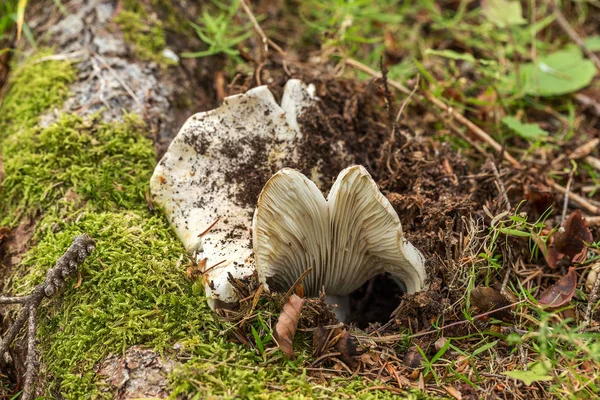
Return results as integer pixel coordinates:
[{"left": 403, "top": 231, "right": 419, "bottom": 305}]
[
  {"left": 252, "top": 165, "right": 426, "bottom": 300},
  {"left": 150, "top": 80, "right": 317, "bottom": 309}
]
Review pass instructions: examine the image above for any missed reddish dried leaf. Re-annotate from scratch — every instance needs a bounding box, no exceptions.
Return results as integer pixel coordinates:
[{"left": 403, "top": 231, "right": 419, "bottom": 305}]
[
  {"left": 525, "top": 184, "right": 554, "bottom": 216},
  {"left": 543, "top": 211, "right": 593, "bottom": 268},
  {"left": 273, "top": 294, "right": 305, "bottom": 358},
  {"left": 538, "top": 267, "right": 577, "bottom": 308},
  {"left": 554, "top": 210, "right": 593, "bottom": 261},
  {"left": 0, "top": 226, "right": 11, "bottom": 242}
]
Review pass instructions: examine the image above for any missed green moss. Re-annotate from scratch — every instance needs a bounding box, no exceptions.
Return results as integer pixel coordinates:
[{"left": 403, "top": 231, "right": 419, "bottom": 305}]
[
  {"left": 14, "top": 211, "right": 214, "bottom": 398},
  {"left": 114, "top": 9, "right": 176, "bottom": 67},
  {"left": 0, "top": 49, "right": 76, "bottom": 141},
  {"left": 0, "top": 113, "right": 155, "bottom": 226},
  {"left": 169, "top": 339, "right": 423, "bottom": 399}
]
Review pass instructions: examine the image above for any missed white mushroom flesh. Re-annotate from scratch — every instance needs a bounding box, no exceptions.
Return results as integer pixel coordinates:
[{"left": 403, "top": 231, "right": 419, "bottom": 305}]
[{"left": 150, "top": 80, "right": 317, "bottom": 308}]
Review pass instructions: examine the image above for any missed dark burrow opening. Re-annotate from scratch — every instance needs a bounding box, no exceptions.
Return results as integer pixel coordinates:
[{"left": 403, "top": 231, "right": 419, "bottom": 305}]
[{"left": 345, "top": 273, "right": 406, "bottom": 329}]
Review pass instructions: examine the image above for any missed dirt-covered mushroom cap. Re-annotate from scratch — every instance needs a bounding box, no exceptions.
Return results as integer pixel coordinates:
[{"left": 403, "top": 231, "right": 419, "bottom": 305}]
[
  {"left": 252, "top": 165, "right": 426, "bottom": 297},
  {"left": 150, "top": 80, "right": 317, "bottom": 309}
]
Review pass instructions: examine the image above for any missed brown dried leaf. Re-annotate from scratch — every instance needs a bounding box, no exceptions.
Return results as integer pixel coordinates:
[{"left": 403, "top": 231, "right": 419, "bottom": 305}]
[
  {"left": 554, "top": 210, "right": 593, "bottom": 261},
  {"left": 332, "top": 328, "right": 359, "bottom": 368},
  {"left": 525, "top": 184, "right": 554, "bottom": 216},
  {"left": 403, "top": 346, "right": 422, "bottom": 369},
  {"left": 469, "top": 286, "right": 513, "bottom": 320},
  {"left": 0, "top": 226, "right": 11, "bottom": 243},
  {"left": 273, "top": 294, "right": 305, "bottom": 358},
  {"left": 538, "top": 266, "right": 577, "bottom": 308},
  {"left": 545, "top": 210, "right": 593, "bottom": 268},
  {"left": 312, "top": 325, "right": 328, "bottom": 357}
]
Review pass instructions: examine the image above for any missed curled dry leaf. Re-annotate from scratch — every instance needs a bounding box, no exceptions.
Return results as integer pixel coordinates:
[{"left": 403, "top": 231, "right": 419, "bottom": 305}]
[
  {"left": 469, "top": 286, "right": 513, "bottom": 321},
  {"left": 538, "top": 266, "right": 577, "bottom": 308},
  {"left": 0, "top": 227, "right": 11, "bottom": 244},
  {"left": 332, "top": 328, "right": 359, "bottom": 368},
  {"left": 525, "top": 184, "right": 554, "bottom": 217},
  {"left": 273, "top": 294, "right": 305, "bottom": 358},
  {"left": 545, "top": 210, "right": 593, "bottom": 268}
]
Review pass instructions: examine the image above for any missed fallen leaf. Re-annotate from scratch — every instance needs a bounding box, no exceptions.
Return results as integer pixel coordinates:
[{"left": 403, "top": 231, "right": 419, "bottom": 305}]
[
  {"left": 444, "top": 385, "right": 462, "bottom": 400},
  {"left": 403, "top": 347, "right": 422, "bottom": 369},
  {"left": 502, "top": 116, "right": 548, "bottom": 140},
  {"left": 554, "top": 210, "right": 593, "bottom": 261},
  {"left": 332, "top": 328, "right": 359, "bottom": 368},
  {"left": 469, "top": 286, "right": 513, "bottom": 320},
  {"left": 273, "top": 294, "right": 305, "bottom": 358},
  {"left": 312, "top": 325, "right": 328, "bottom": 357},
  {"left": 510, "top": 47, "right": 596, "bottom": 96},
  {"left": 482, "top": 0, "right": 526, "bottom": 27},
  {"left": 525, "top": 184, "right": 554, "bottom": 216},
  {"left": 0, "top": 227, "right": 11, "bottom": 242},
  {"left": 545, "top": 210, "right": 593, "bottom": 268},
  {"left": 538, "top": 266, "right": 577, "bottom": 308}
]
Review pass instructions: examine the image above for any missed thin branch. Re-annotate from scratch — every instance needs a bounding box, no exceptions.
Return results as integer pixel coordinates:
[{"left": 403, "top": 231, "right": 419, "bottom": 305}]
[
  {"left": 0, "top": 234, "right": 95, "bottom": 400},
  {"left": 240, "top": 0, "right": 286, "bottom": 57},
  {"left": 549, "top": 181, "right": 600, "bottom": 215},
  {"left": 22, "top": 305, "right": 38, "bottom": 400},
  {"left": 344, "top": 58, "right": 521, "bottom": 168},
  {"left": 490, "top": 161, "right": 511, "bottom": 212},
  {"left": 92, "top": 53, "right": 143, "bottom": 109},
  {"left": 581, "top": 270, "right": 600, "bottom": 333},
  {"left": 561, "top": 168, "right": 574, "bottom": 225}
]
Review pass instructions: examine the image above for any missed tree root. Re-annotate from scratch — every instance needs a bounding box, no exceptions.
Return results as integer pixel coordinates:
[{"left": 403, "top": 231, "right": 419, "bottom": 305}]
[{"left": 0, "top": 234, "right": 95, "bottom": 399}]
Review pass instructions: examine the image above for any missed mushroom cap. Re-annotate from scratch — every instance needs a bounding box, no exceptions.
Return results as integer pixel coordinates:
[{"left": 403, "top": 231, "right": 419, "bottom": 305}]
[
  {"left": 252, "top": 165, "right": 426, "bottom": 297},
  {"left": 150, "top": 80, "right": 317, "bottom": 308}
]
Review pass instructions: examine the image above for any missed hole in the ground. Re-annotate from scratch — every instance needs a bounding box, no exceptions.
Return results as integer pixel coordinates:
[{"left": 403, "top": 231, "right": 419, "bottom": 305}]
[{"left": 326, "top": 273, "right": 406, "bottom": 329}]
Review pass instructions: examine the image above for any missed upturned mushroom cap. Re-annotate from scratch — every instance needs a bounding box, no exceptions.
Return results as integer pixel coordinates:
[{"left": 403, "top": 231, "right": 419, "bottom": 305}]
[
  {"left": 150, "top": 80, "right": 317, "bottom": 309},
  {"left": 252, "top": 165, "right": 426, "bottom": 297}
]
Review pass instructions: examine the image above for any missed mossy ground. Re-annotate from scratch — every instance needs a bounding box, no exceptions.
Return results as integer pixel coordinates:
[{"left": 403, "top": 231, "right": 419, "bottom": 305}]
[
  {"left": 113, "top": 1, "right": 178, "bottom": 67},
  {"left": 0, "top": 50, "right": 422, "bottom": 399}
]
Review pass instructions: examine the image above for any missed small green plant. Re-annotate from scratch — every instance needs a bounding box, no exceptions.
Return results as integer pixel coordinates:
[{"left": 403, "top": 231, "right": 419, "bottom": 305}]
[
  {"left": 182, "top": 0, "right": 253, "bottom": 65},
  {"left": 0, "top": 0, "right": 35, "bottom": 51},
  {"left": 250, "top": 313, "right": 273, "bottom": 361}
]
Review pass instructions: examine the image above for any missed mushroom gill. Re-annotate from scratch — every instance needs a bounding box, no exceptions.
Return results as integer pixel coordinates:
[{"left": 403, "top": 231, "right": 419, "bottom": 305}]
[{"left": 252, "top": 165, "right": 427, "bottom": 299}]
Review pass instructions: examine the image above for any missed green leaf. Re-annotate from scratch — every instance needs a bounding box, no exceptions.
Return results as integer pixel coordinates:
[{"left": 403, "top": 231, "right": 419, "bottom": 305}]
[
  {"left": 425, "top": 49, "right": 475, "bottom": 63},
  {"left": 482, "top": 0, "right": 527, "bottom": 27},
  {"left": 584, "top": 35, "right": 600, "bottom": 52},
  {"left": 512, "top": 47, "right": 596, "bottom": 96},
  {"left": 502, "top": 116, "right": 548, "bottom": 140},
  {"left": 425, "top": 49, "right": 497, "bottom": 65},
  {"left": 504, "top": 362, "right": 553, "bottom": 386}
]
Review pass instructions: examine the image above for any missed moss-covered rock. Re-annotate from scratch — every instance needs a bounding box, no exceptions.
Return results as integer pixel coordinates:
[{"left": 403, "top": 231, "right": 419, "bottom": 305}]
[
  {"left": 113, "top": 6, "right": 176, "bottom": 67},
  {"left": 0, "top": 113, "right": 155, "bottom": 226},
  {"left": 0, "top": 50, "right": 75, "bottom": 140}
]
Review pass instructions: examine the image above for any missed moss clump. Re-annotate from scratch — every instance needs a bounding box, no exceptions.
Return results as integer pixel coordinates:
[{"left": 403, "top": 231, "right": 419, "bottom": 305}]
[
  {"left": 114, "top": 9, "right": 176, "bottom": 66},
  {"left": 14, "top": 211, "right": 214, "bottom": 398},
  {"left": 0, "top": 50, "right": 76, "bottom": 140},
  {"left": 169, "top": 338, "right": 418, "bottom": 400},
  {"left": 0, "top": 113, "right": 155, "bottom": 226}
]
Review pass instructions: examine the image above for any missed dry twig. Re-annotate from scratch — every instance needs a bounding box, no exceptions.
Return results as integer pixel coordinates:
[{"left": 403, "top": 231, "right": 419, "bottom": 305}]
[
  {"left": 0, "top": 235, "right": 95, "bottom": 400},
  {"left": 344, "top": 58, "right": 521, "bottom": 167},
  {"left": 550, "top": 181, "right": 600, "bottom": 215}
]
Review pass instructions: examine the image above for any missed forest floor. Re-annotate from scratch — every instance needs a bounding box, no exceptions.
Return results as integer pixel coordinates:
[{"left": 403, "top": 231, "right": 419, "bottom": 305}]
[{"left": 1, "top": 0, "right": 600, "bottom": 399}]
